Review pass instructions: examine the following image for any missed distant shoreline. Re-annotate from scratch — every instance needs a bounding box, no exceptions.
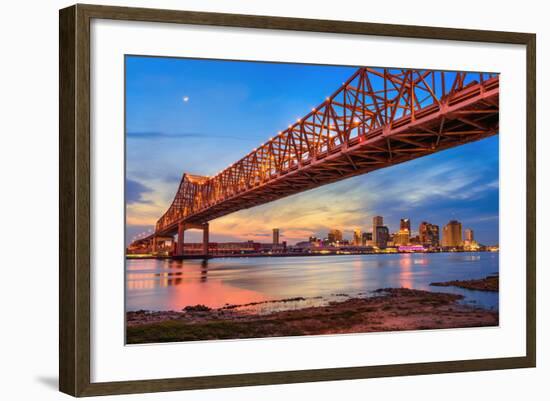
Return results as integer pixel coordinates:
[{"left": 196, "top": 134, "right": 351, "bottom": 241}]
[{"left": 126, "top": 249, "right": 498, "bottom": 261}]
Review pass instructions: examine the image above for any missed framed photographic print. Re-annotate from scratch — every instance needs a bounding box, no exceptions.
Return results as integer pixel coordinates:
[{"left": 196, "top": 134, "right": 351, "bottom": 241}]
[{"left": 59, "top": 4, "right": 536, "bottom": 397}]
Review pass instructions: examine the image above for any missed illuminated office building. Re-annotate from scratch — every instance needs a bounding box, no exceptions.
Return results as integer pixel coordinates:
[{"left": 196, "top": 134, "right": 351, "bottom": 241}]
[
  {"left": 419, "top": 221, "right": 440, "bottom": 247},
  {"left": 353, "top": 229, "right": 362, "bottom": 246},
  {"left": 372, "top": 216, "right": 383, "bottom": 243},
  {"left": 328, "top": 229, "right": 343, "bottom": 245},
  {"left": 273, "top": 228, "right": 280, "bottom": 245},
  {"left": 442, "top": 220, "right": 462, "bottom": 248},
  {"left": 375, "top": 226, "right": 389, "bottom": 249}
]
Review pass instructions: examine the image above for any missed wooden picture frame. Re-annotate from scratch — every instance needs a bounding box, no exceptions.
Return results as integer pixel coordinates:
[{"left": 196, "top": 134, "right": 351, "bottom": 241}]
[{"left": 59, "top": 3, "right": 536, "bottom": 396}]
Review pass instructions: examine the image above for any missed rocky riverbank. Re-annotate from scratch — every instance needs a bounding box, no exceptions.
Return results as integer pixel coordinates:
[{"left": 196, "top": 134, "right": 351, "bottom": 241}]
[
  {"left": 126, "top": 288, "right": 498, "bottom": 344},
  {"left": 430, "top": 275, "right": 499, "bottom": 292}
]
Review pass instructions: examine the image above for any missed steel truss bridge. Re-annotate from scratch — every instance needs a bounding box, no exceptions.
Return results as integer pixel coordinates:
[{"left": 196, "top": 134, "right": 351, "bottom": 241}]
[{"left": 129, "top": 67, "right": 499, "bottom": 256}]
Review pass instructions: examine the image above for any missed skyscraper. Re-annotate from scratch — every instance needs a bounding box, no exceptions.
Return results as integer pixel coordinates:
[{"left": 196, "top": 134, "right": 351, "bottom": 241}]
[
  {"left": 375, "top": 226, "right": 389, "bottom": 249},
  {"left": 353, "top": 229, "right": 362, "bottom": 246},
  {"left": 442, "top": 220, "right": 462, "bottom": 248},
  {"left": 400, "top": 218, "right": 411, "bottom": 232},
  {"left": 463, "top": 228, "right": 479, "bottom": 250},
  {"left": 393, "top": 231, "right": 409, "bottom": 246},
  {"left": 372, "top": 216, "right": 383, "bottom": 243},
  {"left": 419, "top": 221, "right": 429, "bottom": 243},
  {"left": 328, "top": 229, "right": 343, "bottom": 245},
  {"left": 394, "top": 218, "right": 411, "bottom": 245},
  {"left": 419, "top": 221, "right": 440, "bottom": 247},
  {"left": 272, "top": 228, "right": 280, "bottom": 245},
  {"left": 432, "top": 225, "right": 441, "bottom": 246}
]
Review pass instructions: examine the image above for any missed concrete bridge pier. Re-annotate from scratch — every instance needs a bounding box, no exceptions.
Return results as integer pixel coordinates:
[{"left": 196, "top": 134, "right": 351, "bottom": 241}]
[
  {"left": 202, "top": 223, "right": 209, "bottom": 256},
  {"left": 177, "top": 222, "right": 185, "bottom": 256},
  {"left": 175, "top": 221, "right": 209, "bottom": 258}
]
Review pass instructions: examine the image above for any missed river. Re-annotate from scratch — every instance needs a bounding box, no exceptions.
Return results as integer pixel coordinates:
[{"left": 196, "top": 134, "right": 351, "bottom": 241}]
[{"left": 126, "top": 252, "right": 499, "bottom": 314}]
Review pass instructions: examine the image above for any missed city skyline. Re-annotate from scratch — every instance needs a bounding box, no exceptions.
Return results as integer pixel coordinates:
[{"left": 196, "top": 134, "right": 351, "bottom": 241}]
[
  {"left": 126, "top": 56, "right": 499, "bottom": 247},
  {"left": 130, "top": 212, "right": 495, "bottom": 248}
]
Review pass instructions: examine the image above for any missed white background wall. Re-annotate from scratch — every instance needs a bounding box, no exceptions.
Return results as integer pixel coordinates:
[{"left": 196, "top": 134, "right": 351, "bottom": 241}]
[{"left": 0, "top": 0, "right": 546, "bottom": 399}]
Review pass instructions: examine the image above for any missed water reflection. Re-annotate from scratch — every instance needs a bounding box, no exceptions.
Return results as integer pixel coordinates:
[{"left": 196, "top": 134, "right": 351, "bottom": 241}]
[
  {"left": 200, "top": 260, "right": 208, "bottom": 282},
  {"left": 126, "top": 252, "right": 499, "bottom": 312},
  {"left": 398, "top": 254, "right": 413, "bottom": 288}
]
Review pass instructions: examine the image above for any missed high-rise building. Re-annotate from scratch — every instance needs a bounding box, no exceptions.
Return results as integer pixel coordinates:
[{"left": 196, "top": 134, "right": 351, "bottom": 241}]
[
  {"left": 419, "top": 221, "right": 429, "bottom": 243},
  {"left": 394, "top": 218, "right": 411, "bottom": 245},
  {"left": 393, "top": 231, "right": 409, "bottom": 246},
  {"left": 463, "top": 228, "right": 479, "bottom": 250},
  {"left": 353, "top": 229, "right": 362, "bottom": 246},
  {"left": 362, "top": 232, "right": 372, "bottom": 246},
  {"left": 273, "top": 228, "right": 280, "bottom": 245},
  {"left": 375, "top": 226, "right": 389, "bottom": 249},
  {"left": 372, "top": 216, "right": 383, "bottom": 243},
  {"left": 419, "top": 221, "right": 440, "bottom": 247},
  {"left": 327, "top": 229, "right": 343, "bottom": 245},
  {"left": 442, "top": 220, "right": 462, "bottom": 248}
]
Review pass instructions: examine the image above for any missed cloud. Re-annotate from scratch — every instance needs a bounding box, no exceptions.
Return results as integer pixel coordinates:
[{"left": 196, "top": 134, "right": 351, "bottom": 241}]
[
  {"left": 126, "top": 179, "right": 153, "bottom": 205},
  {"left": 358, "top": 159, "right": 497, "bottom": 210},
  {"left": 462, "top": 214, "right": 499, "bottom": 223}
]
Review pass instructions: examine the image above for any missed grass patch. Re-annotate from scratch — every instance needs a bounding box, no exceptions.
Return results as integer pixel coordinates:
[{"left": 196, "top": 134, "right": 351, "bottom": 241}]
[{"left": 127, "top": 308, "right": 366, "bottom": 344}]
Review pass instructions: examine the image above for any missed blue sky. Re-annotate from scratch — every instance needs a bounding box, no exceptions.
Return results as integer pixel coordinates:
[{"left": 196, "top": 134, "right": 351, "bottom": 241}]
[{"left": 125, "top": 56, "right": 499, "bottom": 246}]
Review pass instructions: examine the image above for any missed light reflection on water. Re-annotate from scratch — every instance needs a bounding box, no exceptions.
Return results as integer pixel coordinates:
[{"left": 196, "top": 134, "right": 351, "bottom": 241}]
[{"left": 126, "top": 252, "right": 499, "bottom": 313}]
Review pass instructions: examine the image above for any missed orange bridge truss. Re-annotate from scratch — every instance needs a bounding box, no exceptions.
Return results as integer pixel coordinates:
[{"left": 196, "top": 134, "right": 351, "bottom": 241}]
[{"left": 134, "top": 66, "right": 499, "bottom": 250}]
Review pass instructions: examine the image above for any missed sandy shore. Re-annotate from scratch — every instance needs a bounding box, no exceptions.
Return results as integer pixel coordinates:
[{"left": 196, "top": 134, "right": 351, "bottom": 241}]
[{"left": 126, "top": 288, "right": 498, "bottom": 344}]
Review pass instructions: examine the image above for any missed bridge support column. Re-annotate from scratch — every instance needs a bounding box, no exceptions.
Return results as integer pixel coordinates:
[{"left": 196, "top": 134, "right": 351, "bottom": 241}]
[
  {"left": 177, "top": 222, "right": 185, "bottom": 256},
  {"left": 202, "top": 223, "right": 209, "bottom": 257},
  {"left": 152, "top": 236, "right": 157, "bottom": 254}
]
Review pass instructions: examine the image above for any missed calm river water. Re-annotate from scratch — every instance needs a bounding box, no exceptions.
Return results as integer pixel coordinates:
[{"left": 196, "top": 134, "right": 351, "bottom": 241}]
[{"left": 126, "top": 252, "right": 499, "bottom": 313}]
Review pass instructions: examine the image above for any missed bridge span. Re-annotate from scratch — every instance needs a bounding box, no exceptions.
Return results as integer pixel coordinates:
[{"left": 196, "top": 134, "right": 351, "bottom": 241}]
[{"left": 128, "top": 67, "right": 499, "bottom": 256}]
